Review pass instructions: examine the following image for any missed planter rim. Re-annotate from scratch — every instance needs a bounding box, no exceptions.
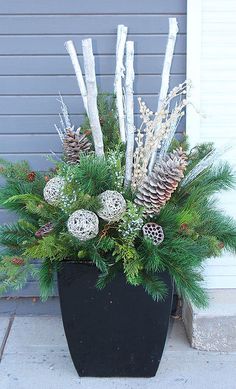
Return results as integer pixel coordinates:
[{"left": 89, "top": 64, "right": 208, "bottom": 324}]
[{"left": 61, "top": 260, "right": 94, "bottom": 265}]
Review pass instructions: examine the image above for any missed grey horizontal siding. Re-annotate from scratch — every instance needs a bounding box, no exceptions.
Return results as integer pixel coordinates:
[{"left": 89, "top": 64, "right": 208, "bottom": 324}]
[
  {"left": 0, "top": 0, "right": 186, "bottom": 14},
  {"left": 0, "top": 0, "right": 186, "bottom": 296},
  {"left": 0, "top": 88, "right": 185, "bottom": 114},
  {"left": 0, "top": 73, "right": 185, "bottom": 95},
  {"left": 0, "top": 35, "right": 186, "bottom": 55},
  {"left": 0, "top": 15, "right": 186, "bottom": 34},
  {"left": 0, "top": 55, "right": 186, "bottom": 76},
  {"left": 1, "top": 115, "right": 186, "bottom": 135}
]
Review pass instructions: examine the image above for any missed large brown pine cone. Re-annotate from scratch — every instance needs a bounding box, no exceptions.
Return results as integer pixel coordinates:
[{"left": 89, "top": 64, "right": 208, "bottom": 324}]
[
  {"left": 63, "top": 127, "right": 91, "bottom": 164},
  {"left": 135, "top": 148, "right": 188, "bottom": 215}
]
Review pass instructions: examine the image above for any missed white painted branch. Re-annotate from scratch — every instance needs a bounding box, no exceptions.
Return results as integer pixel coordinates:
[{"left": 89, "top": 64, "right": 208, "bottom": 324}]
[
  {"left": 148, "top": 18, "right": 179, "bottom": 173},
  {"left": 82, "top": 38, "right": 104, "bottom": 156},
  {"left": 114, "top": 24, "right": 128, "bottom": 143},
  {"left": 65, "top": 40, "right": 89, "bottom": 116},
  {"left": 157, "top": 18, "right": 178, "bottom": 112},
  {"left": 124, "top": 41, "right": 135, "bottom": 187}
]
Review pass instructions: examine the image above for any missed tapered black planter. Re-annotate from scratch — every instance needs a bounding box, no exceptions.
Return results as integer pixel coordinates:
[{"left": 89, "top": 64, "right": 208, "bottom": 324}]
[{"left": 57, "top": 262, "right": 173, "bottom": 377}]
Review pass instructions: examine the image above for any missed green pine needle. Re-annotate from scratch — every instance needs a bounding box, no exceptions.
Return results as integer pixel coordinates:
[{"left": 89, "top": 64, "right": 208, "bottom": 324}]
[
  {"left": 38, "top": 259, "right": 57, "bottom": 302},
  {"left": 141, "top": 272, "right": 168, "bottom": 302}
]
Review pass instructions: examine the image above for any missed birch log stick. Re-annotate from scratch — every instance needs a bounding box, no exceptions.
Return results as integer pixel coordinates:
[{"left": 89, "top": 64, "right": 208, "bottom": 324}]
[
  {"left": 124, "top": 41, "right": 135, "bottom": 187},
  {"left": 82, "top": 38, "right": 104, "bottom": 156},
  {"left": 148, "top": 18, "right": 179, "bottom": 173},
  {"left": 65, "top": 40, "right": 89, "bottom": 116},
  {"left": 114, "top": 24, "right": 128, "bottom": 143}
]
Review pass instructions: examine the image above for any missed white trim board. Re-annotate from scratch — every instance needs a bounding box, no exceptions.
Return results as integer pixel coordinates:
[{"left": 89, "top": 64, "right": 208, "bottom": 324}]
[
  {"left": 186, "top": 0, "right": 202, "bottom": 147},
  {"left": 186, "top": 0, "right": 236, "bottom": 290}
]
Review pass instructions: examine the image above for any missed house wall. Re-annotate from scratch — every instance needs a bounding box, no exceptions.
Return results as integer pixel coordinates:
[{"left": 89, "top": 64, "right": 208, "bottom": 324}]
[
  {"left": 0, "top": 0, "right": 187, "bottom": 296},
  {"left": 187, "top": 0, "right": 236, "bottom": 290}
]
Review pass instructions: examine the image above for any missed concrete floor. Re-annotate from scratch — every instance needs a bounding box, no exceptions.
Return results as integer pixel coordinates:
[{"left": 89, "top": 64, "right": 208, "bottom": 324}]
[{"left": 0, "top": 315, "right": 236, "bottom": 389}]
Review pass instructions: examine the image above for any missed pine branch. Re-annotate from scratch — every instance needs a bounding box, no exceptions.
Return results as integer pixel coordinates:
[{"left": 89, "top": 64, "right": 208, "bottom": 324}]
[
  {"left": 0, "top": 220, "right": 37, "bottom": 248},
  {"left": 141, "top": 272, "right": 168, "bottom": 302},
  {"left": 96, "top": 266, "right": 118, "bottom": 290},
  {"left": 38, "top": 259, "right": 57, "bottom": 301},
  {"left": 64, "top": 154, "right": 114, "bottom": 196},
  {"left": 0, "top": 256, "right": 36, "bottom": 296},
  {"left": 138, "top": 238, "right": 164, "bottom": 273}
]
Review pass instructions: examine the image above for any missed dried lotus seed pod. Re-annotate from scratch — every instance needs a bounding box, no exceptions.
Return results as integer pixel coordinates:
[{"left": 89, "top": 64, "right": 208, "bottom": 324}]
[{"left": 142, "top": 222, "right": 164, "bottom": 245}]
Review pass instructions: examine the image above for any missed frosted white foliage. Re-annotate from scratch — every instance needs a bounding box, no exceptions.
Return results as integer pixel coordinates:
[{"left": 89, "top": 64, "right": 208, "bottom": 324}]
[
  {"left": 180, "top": 144, "right": 232, "bottom": 187},
  {"left": 143, "top": 223, "right": 164, "bottom": 246},
  {"left": 67, "top": 210, "right": 99, "bottom": 241},
  {"left": 54, "top": 94, "right": 72, "bottom": 144},
  {"left": 43, "top": 176, "right": 65, "bottom": 206},
  {"left": 132, "top": 81, "right": 188, "bottom": 190},
  {"left": 97, "top": 190, "right": 126, "bottom": 222}
]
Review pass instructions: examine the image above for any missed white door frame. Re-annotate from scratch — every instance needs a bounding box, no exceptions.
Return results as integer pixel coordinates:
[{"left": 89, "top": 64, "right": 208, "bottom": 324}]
[{"left": 186, "top": 0, "right": 202, "bottom": 147}]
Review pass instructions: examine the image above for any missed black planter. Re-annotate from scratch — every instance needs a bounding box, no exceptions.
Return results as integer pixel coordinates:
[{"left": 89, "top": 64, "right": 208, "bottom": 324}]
[{"left": 57, "top": 262, "right": 173, "bottom": 377}]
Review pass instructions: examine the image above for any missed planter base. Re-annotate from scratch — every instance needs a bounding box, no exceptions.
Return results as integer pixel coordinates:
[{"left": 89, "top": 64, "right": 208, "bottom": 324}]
[{"left": 58, "top": 263, "right": 173, "bottom": 377}]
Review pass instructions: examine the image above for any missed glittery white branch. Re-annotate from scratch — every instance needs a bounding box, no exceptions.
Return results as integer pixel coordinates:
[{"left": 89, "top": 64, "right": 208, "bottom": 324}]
[
  {"left": 54, "top": 94, "right": 73, "bottom": 143},
  {"left": 124, "top": 41, "right": 135, "bottom": 187},
  {"left": 157, "top": 18, "right": 179, "bottom": 112},
  {"left": 54, "top": 124, "right": 64, "bottom": 144},
  {"left": 158, "top": 99, "right": 186, "bottom": 160},
  {"left": 82, "top": 38, "right": 104, "bottom": 156},
  {"left": 114, "top": 24, "right": 128, "bottom": 143},
  {"left": 149, "top": 18, "right": 179, "bottom": 173},
  {"left": 65, "top": 40, "right": 89, "bottom": 116},
  {"left": 180, "top": 145, "right": 232, "bottom": 187},
  {"left": 57, "top": 94, "right": 72, "bottom": 129}
]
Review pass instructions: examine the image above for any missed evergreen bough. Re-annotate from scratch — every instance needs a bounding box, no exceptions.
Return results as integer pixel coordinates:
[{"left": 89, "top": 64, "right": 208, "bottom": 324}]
[{"left": 0, "top": 108, "right": 236, "bottom": 308}]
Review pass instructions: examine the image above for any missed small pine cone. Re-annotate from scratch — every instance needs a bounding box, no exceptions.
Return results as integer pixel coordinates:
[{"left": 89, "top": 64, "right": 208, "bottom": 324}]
[
  {"left": 218, "top": 241, "right": 224, "bottom": 249},
  {"left": 27, "top": 171, "right": 36, "bottom": 182},
  {"left": 44, "top": 175, "right": 50, "bottom": 182},
  {"left": 99, "top": 116, "right": 105, "bottom": 125},
  {"left": 179, "top": 223, "right": 189, "bottom": 233},
  {"left": 11, "top": 257, "right": 25, "bottom": 266},
  {"left": 63, "top": 127, "right": 91, "bottom": 164},
  {"left": 135, "top": 148, "right": 187, "bottom": 215},
  {"left": 35, "top": 222, "right": 54, "bottom": 239}
]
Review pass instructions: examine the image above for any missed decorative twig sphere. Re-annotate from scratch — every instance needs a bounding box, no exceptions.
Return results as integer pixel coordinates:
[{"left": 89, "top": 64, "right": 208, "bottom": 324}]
[
  {"left": 67, "top": 210, "right": 99, "bottom": 241},
  {"left": 97, "top": 190, "right": 126, "bottom": 222},
  {"left": 143, "top": 223, "right": 164, "bottom": 245},
  {"left": 43, "top": 176, "right": 65, "bottom": 206}
]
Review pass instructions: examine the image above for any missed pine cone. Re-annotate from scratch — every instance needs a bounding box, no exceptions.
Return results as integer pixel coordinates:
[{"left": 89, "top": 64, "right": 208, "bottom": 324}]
[
  {"left": 27, "top": 171, "right": 36, "bottom": 182},
  {"left": 35, "top": 222, "right": 54, "bottom": 239},
  {"left": 135, "top": 148, "right": 187, "bottom": 215},
  {"left": 63, "top": 127, "right": 91, "bottom": 163},
  {"left": 11, "top": 257, "right": 25, "bottom": 266}
]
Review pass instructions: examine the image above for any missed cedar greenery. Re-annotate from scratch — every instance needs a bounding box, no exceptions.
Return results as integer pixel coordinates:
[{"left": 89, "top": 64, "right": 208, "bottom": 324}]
[{"left": 0, "top": 102, "right": 236, "bottom": 308}]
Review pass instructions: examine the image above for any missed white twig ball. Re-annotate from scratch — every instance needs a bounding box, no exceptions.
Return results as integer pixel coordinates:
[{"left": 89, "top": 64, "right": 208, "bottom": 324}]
[
  {"left": 143, "top": 223, "right": 164, "bottom": 245},
  {"left": 67, "top": 210, "right": 99, "bottom": 241},
  {"left": 97, "top": 190, "right": 126, "bottom": 222},
  {"left": 43, "top": 176, "right": 65, "bottom": 206}
]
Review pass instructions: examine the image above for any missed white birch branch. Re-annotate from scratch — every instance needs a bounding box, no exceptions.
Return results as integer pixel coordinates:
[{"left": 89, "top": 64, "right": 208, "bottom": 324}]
[
  {"left": 124, "top": 41, "right": 135, "bottom": 187},
  {"left": 114, "top": 24, "right": 128, "bottom": 143},
  {"left": 65, "top": 40, "right": 89, "bottom": 116},
  {"left": 148, "top": 18, "right": 179, "bottom": 173},
  {"left": 82, "top": 38, "right": 104, "bottom": 156}
]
